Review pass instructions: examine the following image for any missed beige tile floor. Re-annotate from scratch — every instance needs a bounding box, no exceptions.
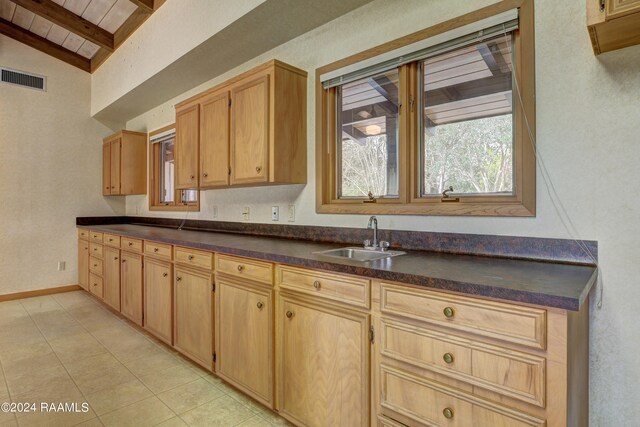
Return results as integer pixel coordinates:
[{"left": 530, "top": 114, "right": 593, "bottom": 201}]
[{"left": 0, "top": 291, "right": 293, "bottom": 427}]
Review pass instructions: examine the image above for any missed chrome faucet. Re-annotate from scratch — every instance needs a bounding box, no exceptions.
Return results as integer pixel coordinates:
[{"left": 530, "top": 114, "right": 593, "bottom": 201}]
[{"left": 364, "top": 216, "right": 390, "bottom": 251}]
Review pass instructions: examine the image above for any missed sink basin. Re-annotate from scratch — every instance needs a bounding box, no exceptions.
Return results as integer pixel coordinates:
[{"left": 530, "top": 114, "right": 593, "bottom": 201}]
[{"left": 314, "top": 247, "right": 405, "bottom": 262}]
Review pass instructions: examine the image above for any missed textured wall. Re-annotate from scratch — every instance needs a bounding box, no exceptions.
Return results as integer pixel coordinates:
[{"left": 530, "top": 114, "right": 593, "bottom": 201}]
[
  {"left": 123, "top": 1, "right": 640, "bottom": 424},
  {"left": 0, "top": 36, "right": 124, "bottom": 294}
]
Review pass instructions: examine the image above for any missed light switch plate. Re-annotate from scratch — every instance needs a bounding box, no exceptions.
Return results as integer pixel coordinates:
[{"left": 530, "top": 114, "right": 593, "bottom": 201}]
[
  {"left": 271, "top": 206, "right": 279, "bottom": 221},
  {"left": 242, "top": 207, "right": 250, "bottom": 221},
  {"left": 287, "top": 205, "right": 295, "bottom": 222}
]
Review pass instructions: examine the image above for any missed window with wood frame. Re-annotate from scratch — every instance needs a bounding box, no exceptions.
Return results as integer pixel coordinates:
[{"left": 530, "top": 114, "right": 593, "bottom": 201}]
[
  {"left": 316, "top": 0, "right": 535, "bottom": 216},
  {"left": 149, "top": 125, "right": 200, "bottom": 211}
]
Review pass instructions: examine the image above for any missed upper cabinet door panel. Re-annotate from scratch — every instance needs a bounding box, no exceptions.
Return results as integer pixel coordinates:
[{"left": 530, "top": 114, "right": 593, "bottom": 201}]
[
  {"left": 607, "top": 0, "right": 640, "bottom": 18},
  {"left": 175, "top": 104, "right": 200, "bottom": 190},
  {"left": 200, "top": 91, "right": 230, "bottom": 188},
  {"left": 102, "top": 143, "right": 111, "bottom": 195},
  {"left": 110, "top": 139, "right": 121, "bottom": 195},
  {"left": 231, "top": 75, "right": 270, "bottom": 185}
]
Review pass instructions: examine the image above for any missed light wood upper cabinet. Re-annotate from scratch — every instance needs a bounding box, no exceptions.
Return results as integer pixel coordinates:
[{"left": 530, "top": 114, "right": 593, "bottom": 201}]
[
  {"left": 120, "top": 251, "right": 143, "bottom": 326},
  {"left": 175, "top": 104, "right": 200, "bottom": 189},
  {"left": 200, "top": 92, "right": 230, "bottom": 187},
  {"left": 588, "top": 0, "right": 640, "bottom": 54},
  {"left": 144, "top": 258, "right": 174, "bottom": 345},
  {"left": 278, "top": 295, "right": 370, "bottom": 427},
  {"left": 103, "top": 246, "right": 121, "bottom": 312},
  {"left": 216, "top": 277, "right": 273, "bottom": 407},
  {"left": 102, "top": 131, "right": 147, "bottom": 195},
  {"left": 174, "top": 266, "right": 213, "bottom": 370},
  {"left": 174, "top": 60, "right": 307, "bottom": 190},
  {"left": 78, "top": 240, "right": 89, "bottom": 290}
]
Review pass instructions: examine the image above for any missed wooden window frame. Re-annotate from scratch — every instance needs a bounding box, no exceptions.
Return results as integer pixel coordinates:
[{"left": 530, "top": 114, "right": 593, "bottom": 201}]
[
  {"left": 149, "top": 124, "right": 201, "bottom": 212},
  {"left": 316, "top": 0, "right": 535, "bottom": 216}
]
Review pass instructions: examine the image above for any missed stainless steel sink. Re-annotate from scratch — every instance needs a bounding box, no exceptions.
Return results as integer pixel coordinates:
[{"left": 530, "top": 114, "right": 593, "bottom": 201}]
[{"left": 314, "top": 247, "right": 405, "bottom": 262}]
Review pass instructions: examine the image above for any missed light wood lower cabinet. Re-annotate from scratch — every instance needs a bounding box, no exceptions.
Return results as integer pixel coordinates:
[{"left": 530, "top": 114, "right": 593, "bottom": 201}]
[
  {"left": 89, "top": 272, "right": 103, "bottom": 298},
  {"left": 121, "top": 251, "right": 143, "bottom": 326},
  {"left": 174, "top": 266, "right": 213, "bottom": 370},
  {"left": 103, "top": 247, "right": 121, "bottom": 311},
  {"left": 144, "top": 258, "right": 173, "bottom": 345},
  {"left": 78, "top": 239, "right": 89, "bottom": 290},
  {"left": 277, "top": 294, "right": 370, "bottom": 427},
  {"left": 215, "top": 276, "right": 273, "bottom": 407}
]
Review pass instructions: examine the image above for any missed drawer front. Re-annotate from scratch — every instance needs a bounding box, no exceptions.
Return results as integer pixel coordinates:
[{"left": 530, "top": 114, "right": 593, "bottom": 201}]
[
  {"left": 380, "top": 283, "right": 546, "bottom": 350},
  {"left": 89, "top": 242, "right": 104, "bottom": 258},
  {"left": 217, "top": 254, "right": 273, "bottom": 285},
  {"left": 144, "top": 241, "right": 173, "bottom": 260},
  {"left": 380, "top": 319, "right": 545, "bottom": 407},
  {"left": 380, "top": 365, "right": 545, "bottom": 427},
  {"left": 89, "top": 256, "right": 103, "bottom": 275},
  {"left": 89, "top": 231, "right": 103, "bottom": 243},
  {"left": 277, "top": 265, "right": 370, "bottom": 309},
  {"left": 121, "top": 237, "right": 143, "bottom": 253},
  {"left": 89, "top": 273, "right": 103, "bottom": 298},
  {"left": 78, "top": 229, "right": 89, "bottom": 240},
  {"left": 175, "top": 247, "right": 213, "bottom": 270},
  {"left": 104, "top": 233, "right": 121, "bottom": 248}
]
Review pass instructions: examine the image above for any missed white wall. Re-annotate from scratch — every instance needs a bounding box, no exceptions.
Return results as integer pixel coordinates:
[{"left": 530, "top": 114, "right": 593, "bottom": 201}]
[
  {"left": 122, "top": 1, "right": 640, "bottom": 424},
  {"left": 0, "top": 35, "right": 124, "bottom": 294}
]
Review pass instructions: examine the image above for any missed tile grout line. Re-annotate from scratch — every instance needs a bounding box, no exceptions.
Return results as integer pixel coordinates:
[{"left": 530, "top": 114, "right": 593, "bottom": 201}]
[{"left": 0, "top": 345, "right": 18, "bottom": 426}]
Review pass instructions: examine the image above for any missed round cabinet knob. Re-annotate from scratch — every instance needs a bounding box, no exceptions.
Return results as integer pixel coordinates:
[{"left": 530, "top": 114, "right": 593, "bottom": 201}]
[
  {"left": 237, "top": 265, "right": 245, "bottom": 272},
  {"left": 109, "top": 238, "right": 113, "bottom": 242},
  {"left": 257, "top": 302, "right": 264, "bottom": 309},
  {"left": 122, "top": 259, "right": 126, "bottom": 263},
  {"left": 114, "top": 257, "right": 118, "bottom": 260},
  {"left": 93, "top": 264, "right": 97, "bottom": 267},
  {"left": 285, "top": 311, "right": 293, "bottom": 319},
  {"left": 443, "top": 306, "right": 455, "bottom": 318},
  {"left": 313, "top": 280, "right": 321, "bottom": 290},
  {"left": 154, "top": 248, "right": 159, "bottom": 252},
  {"left": 93, "top": 283, "right": 97, "bottom": 287},
  {"left": 203, "top": 173, "right": 208, "bottom": 178},
  {"left": 443, "top": 408, "right": 454, "bottom": 419},
  {"left": 443, "top": 353, "right": 454, "bottom": 364},
  {"left": 128, "top": 242, "right": 133, "bottom": 246},
  {"left": 190, "top": 175, "right": 195, "bottom": 180},
  {"left": 162, "top": 273, "right": 168, "bottom": 277},
  {"left": 188, "top": 255, "right": 194, "bottom": 260},
  {"left": 176, "top": 276, "right": 182, "bottom": 282},
  {"left": 255, "top": 166, "right": 262, "bottom": 173}
]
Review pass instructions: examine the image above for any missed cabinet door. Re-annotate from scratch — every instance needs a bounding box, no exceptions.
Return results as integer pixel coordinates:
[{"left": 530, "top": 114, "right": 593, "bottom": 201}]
[
  {"left": 174, "top": 266, "right": 213, "bottom": 369},
  {"left": 279, "top": 296, "right": 370, "bottom": 427},
  {"left": 607, "top": 0, "right": 640, "bottom": 18},
  {"left": 231, "top": 75, "right": 269, "bottom": 185},
  {"left": 78, "top": 239, "right": 89, "bottom": 290},
  {"left": 175, "top": 104, "right": 200, "bottom": 189},
  {"left": 144, "top": 259, "right": 173, "bottom": 345},
  {"left": 120, "top": 251, "right": 143, "bottom": 326},
  {"left": 103, "top": 247, "right": 121, "bottom": 311},
  {"left": 89, "top": 273, "right": 103, "bottom": 298},
  {"left": 216, "top": 278, "right": 272, "bottom": 405},
  {"left": 102, "top": 143, "right": 111, "bottom": 195},
  {"left": 200, "top": 92, "right": 230, "bottom": 187},
  {"left": 110, "top": 139, "right": 121, "bottom": 195}
]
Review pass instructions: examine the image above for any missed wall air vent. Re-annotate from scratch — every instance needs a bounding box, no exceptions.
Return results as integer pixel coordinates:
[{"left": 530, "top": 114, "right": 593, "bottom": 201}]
[{"left": 1, "top": 67, "right": 46, "bottom": 91}]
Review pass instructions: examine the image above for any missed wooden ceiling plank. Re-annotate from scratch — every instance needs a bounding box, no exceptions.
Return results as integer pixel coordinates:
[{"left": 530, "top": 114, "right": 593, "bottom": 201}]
[
  {"left": 11, "top": 0, "right": 114, "bottom": 51},
  {"left": 0, "top": 16, "right": 91, "bottom": 71},
  {"left": 127, "top": 0, "right": 153, "bottom": 12},
  {"left": 0, "top": 0, "right": 16, "bottom": 21}
]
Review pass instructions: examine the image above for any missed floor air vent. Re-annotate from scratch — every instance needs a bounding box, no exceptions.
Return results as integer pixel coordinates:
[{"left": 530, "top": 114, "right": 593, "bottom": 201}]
[{"left": 1, "top": 67, "right": 46, "bottom": 91}]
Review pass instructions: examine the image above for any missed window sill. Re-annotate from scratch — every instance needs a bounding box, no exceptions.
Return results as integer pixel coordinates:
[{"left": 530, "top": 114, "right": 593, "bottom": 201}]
[
  {"left": 149, "top": 204, "right": 200, "bottom": 212},
  {"left": 316, "top": 201, "right": 534, "bottom": 216}
]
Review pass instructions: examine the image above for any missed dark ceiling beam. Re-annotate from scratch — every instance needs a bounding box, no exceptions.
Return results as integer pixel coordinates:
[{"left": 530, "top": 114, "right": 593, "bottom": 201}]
[
  {"left": 368, "top": 75, "right": 399, "bottom": 105},
  {"left": 341, "top": 100, "right": 396, "bottom": 127},
  {"left": 342, "top": 125, "right": 368, "bottom": 143},
  {"left": 0, "top": 17, "right": 91, "bottom": 72},
  {"left": 424, "top": 73, "right": 512, "bottom": 107},
  {"left": 128, "top": 0, "right": 154, "bottom": 12},
  {"left": 12, "top": 0, "right": 114, "bottom": 51}
]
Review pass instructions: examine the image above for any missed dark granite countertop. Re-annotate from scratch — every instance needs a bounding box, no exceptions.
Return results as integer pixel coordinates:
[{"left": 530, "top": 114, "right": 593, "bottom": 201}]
[{"left": 79, "top": 223, "right": 597, "bottom": 311}]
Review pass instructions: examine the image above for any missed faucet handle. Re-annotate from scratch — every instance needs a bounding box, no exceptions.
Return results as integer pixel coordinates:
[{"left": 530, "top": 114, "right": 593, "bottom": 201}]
[
  {"left": 363, "top": 239, "right": 371, "bottom": 248},
  {"left": 379, "top": 241, "right": 390, "bottom": 251}
]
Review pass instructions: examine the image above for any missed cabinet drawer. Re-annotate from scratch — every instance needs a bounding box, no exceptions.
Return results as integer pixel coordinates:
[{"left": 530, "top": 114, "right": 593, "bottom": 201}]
[
  {"left": 89, "top": 242, "right": 103, "bottom": 258},
  {"left": 89, "top": 231, "right": 103, "bottom": 243},
  {"left": 175, "top": 247, "right": 213, "bottom": 270},
  {"left": 121, "top": 237, "right": 143, "bottom": 253},
  {"left": 380, "top": 283, "right": 546, "bottom": 350},
  {"left": 104, "top": 233, "right": 121, "bottom": 248},
  {"left": 78, "top": 229, "right": 89, "bottom": 240},
  {"left": 89, "top": 256, "right": 103, "bottom": 275},
  {"left": 217, "top": 254, "right": 273, "bottom": 285},
  {"left": 144, "top": 241, "right": 173, "bottom": 260},
  {"left": 380, "top": 319, "right": 545, "bottom": 407},
  {"left": 89, "top": 273, "right": 103, "bottom": 298},
  {"left": 277, "top": 265, "right": 370, "bottom": 309},
  {"left": 380, "top": 365, "right": 545, "bottom": 427}
]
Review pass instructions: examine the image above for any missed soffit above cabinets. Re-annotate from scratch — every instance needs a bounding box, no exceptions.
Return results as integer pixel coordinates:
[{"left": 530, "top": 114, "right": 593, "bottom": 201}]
[{"left": 0, "top": 0, "right": 163, "bottom": 72}]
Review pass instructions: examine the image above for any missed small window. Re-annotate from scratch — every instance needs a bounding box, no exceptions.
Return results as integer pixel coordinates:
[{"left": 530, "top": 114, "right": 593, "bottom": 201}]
[{"left": 149, "top": 125, "right": 200, "bottom": 211}]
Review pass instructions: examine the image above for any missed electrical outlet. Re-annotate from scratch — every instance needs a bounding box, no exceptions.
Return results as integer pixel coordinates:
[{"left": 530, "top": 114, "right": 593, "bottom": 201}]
[
  {"left": 212, "top": 206, "right": 218, "bottom": 219},
  {"left": 57, "top": 261, "right": 65, "bottom": 271},
  {"left": 287, "top": 205, "right": 295, "bottom": 222},
  {"left": 242, "top": 207, "right": 250, "bottom": 221},
  {"left": 271, "top": 206, "right": 279, "bottom": 221}
]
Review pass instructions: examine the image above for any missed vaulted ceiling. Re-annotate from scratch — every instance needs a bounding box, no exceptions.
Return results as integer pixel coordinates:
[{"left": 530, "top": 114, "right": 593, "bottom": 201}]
[{"left": 0, "top": 0, "right": 163, "bottom": 72}]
